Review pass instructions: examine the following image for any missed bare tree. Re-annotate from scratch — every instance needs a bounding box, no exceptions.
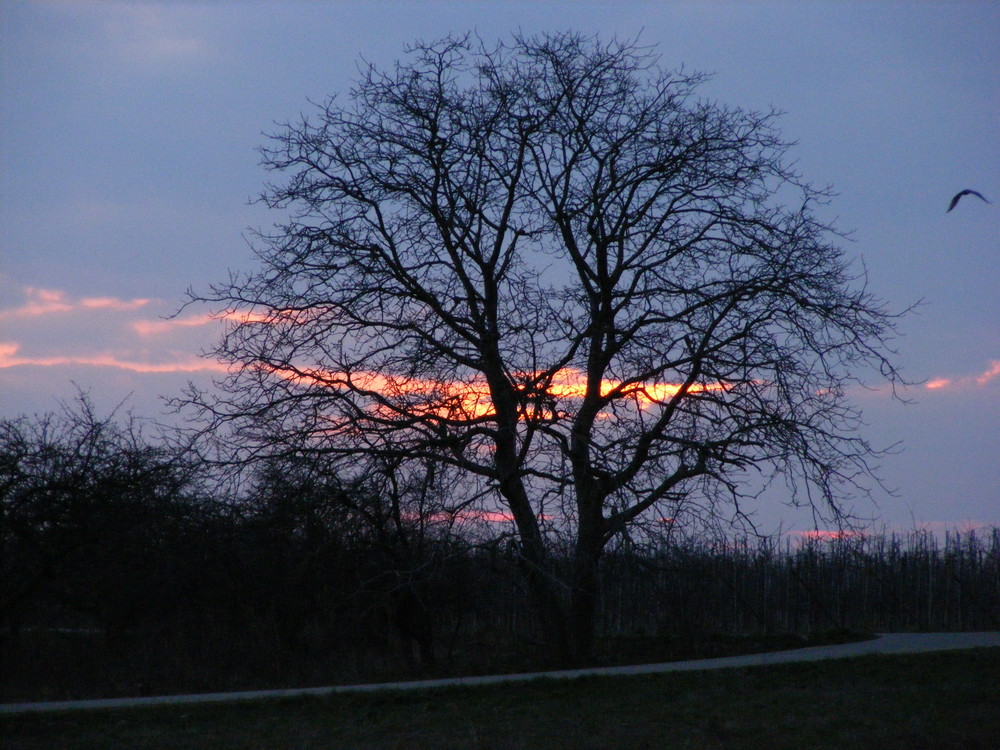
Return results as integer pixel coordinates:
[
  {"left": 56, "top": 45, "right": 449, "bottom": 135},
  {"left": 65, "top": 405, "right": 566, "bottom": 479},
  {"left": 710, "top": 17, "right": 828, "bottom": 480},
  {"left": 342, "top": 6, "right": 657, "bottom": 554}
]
[
  {"left": 183, "top": 32, "right": 904, "bottom": 663},
  {"left": 1, "top": 393, "right": 202, "bottom": 642}
]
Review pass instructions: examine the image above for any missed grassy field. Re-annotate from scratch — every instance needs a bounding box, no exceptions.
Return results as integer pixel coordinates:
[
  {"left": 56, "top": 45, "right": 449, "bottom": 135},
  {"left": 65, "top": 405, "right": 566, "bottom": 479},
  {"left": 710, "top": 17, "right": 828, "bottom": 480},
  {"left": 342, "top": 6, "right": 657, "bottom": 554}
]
[
  {"left": 3, "top": 648, "right": 998, "bottom": 749},
  {"left": 1, "top": 629, "right": 867, "bottom": 703}
]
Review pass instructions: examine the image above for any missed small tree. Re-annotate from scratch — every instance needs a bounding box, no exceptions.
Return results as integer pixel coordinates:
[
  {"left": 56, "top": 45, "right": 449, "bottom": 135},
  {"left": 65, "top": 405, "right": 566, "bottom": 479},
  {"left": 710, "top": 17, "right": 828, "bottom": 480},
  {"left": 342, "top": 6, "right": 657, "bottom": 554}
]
[
  {"left": 245, "top": 451, "right": 459, "bottom": 668},
  {"left": 185, "top": 32, "right": 903, "bottom": 663},
  {"left": 0, "top": 394, "right": 202, "bottom": 639}
]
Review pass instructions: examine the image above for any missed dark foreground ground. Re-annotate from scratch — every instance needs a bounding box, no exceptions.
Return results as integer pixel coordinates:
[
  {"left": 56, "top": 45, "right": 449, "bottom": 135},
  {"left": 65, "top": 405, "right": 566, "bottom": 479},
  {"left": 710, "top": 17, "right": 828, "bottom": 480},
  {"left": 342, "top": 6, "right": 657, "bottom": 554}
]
[
  {"left": 1, "top": 629, "right": 869, "bottom": 703},
  {"left": 3, "top": 647, "right": 998, "bottom": 749}
]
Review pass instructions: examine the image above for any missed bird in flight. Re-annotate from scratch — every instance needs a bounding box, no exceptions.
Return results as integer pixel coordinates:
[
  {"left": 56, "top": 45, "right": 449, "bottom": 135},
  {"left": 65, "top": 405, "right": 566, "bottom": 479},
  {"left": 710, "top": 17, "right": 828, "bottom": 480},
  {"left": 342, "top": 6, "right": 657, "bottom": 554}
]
[{"left": 947, "top": 189, "right": 991, "bottom": 212}]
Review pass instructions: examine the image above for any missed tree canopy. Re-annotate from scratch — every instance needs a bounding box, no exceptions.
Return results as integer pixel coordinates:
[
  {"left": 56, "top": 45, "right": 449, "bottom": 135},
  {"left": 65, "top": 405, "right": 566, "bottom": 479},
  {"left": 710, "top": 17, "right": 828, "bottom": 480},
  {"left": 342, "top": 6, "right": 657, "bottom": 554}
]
[{"left": 184, "top": 32, "right": 903, "bottom": 661}]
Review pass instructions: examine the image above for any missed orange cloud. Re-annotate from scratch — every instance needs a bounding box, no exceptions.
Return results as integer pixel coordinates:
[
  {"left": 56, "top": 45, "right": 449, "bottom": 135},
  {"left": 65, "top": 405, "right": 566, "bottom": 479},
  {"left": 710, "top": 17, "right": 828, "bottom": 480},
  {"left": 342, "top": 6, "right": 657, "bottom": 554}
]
[
  {"left": 271, "top": 365, "right": 729, "bottom": 422},
  {"left": 545, "top": 368, "right": 728, "bottom": 406},
  {"left": 277, "top": 369, "right": 498, "bottom": 421}
]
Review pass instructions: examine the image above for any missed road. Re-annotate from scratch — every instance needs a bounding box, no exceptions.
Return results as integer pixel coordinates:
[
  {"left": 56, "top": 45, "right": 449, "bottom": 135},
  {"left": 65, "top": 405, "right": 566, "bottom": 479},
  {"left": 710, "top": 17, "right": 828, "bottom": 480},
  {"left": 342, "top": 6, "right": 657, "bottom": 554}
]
[{"left": 3, "top": 631, "right": 998, "bottom": 715}]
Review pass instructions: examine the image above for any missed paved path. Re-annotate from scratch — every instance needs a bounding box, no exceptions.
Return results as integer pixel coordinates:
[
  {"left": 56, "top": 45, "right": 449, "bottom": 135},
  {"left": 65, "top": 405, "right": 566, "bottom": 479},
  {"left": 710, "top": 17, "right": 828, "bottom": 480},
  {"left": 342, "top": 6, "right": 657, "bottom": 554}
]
[{"left": 3, "top": 632, "right": 998, "bottom": 715}]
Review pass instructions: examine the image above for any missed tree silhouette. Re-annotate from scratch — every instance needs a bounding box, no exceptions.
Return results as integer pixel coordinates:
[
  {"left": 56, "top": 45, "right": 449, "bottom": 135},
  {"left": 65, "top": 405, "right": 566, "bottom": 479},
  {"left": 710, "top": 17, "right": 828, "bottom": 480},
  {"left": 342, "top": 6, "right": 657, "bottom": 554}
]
[
  {"left": 183, "top": 32, "right": 904, "bottom": 663},
  {"left": 1, "top": 394, "right": 201, "bottom": 642}
]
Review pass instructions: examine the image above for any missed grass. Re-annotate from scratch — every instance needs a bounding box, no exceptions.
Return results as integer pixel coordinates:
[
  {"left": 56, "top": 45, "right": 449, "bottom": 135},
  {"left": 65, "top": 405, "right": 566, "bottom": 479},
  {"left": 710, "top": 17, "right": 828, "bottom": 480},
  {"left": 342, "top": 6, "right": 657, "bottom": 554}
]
[
  {"left": 0, "top": 628, "right": 871, "bottom": 703},
  {"left": 3, "top": 648, "right": 998, "bottom": 749}
]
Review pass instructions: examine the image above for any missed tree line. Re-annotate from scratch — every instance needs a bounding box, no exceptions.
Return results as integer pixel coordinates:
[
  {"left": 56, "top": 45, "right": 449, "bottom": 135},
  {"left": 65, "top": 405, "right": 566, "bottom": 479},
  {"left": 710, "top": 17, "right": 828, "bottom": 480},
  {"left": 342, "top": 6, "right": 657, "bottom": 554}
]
[{"left": 3, "top": 398, "right": 997, "bottom": 701}]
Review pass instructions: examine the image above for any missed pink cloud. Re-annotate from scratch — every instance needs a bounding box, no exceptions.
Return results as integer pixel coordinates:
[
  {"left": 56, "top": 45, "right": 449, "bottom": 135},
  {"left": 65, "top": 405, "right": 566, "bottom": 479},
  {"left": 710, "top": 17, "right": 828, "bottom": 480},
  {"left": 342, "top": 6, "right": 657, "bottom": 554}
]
[
  {"left": 0, "top": 287, "right": 152, "bottom": 320},
  {"left": 133, "top": 309, "right": 281, "bottom": 337},
  {"left": 0, "top": 285, "right": 229, "bottom": 382},
  {"left": 0, "top": 341, "right": 226, "bottom": 375},
  {"left": 925, "top": 378, "right": 951, "bottom": 390},
  {"left": 415, "top": 510, "right": 556, "bottom": 525},
  {"left": 787, "top": 522, "right": 997, "bottom": 546},
  {"left": 976, "top": 360, "right": 1000, "bottom": 386},
  {"left": 0, "top": 288, "right": 72, "bottom": 319},
  {"left": 924, "top": 360, "right": 1000, "bottom": 391},
  {"left": 81, "top": 296, "right": 153, "bottom": 311},
  {"left": 794, "top": 529, "right": 865, "bottom": 541},
  {"left": 133, "top": 314, "right": 215, "bottom": 336}
]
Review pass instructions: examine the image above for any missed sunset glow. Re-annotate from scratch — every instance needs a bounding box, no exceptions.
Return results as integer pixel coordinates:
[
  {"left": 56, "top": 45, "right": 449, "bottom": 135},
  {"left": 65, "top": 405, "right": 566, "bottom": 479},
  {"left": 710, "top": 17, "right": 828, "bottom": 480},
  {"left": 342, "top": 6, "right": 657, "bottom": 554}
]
[
  {"left": 420, "top": 509, "right": 554, "bottom": 525},
  {"left": 542, "top": 368, "right": 729, "bottom": 407},
  {"left": 271, "top": 365, "right": 730, "bottom": 421}
]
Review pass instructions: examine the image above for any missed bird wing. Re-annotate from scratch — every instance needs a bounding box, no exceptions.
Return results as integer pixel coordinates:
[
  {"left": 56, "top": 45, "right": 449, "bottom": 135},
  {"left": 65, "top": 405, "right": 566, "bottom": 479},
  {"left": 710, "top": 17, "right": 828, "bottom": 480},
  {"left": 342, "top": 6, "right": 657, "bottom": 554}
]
[{"left": 947, "top": 189, "right": 991, "bottom": 211}]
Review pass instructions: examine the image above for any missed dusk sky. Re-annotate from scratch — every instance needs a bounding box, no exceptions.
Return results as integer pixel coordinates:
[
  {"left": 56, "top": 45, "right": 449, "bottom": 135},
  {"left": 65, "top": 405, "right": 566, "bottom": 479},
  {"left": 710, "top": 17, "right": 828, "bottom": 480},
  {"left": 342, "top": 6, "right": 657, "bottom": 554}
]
[{"left": 2, "top": 1, "right": 997, "bottom": 535}]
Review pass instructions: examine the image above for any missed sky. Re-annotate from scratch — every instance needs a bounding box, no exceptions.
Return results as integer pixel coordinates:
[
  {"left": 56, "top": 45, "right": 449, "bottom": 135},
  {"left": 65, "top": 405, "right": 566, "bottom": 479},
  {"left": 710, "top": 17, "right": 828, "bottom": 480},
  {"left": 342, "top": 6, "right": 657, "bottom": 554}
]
[{"left": 1, "top": 1, "right": 997, "bottom": 535}]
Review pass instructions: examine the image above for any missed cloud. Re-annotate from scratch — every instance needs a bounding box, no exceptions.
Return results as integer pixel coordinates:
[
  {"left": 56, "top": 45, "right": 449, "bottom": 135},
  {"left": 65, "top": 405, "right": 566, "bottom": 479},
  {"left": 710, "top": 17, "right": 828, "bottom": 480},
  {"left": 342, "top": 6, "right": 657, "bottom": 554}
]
[
  {"left": 0, "top": 287, "right": 153, "bottom": 320},
  {"left": 786, "top": 521, "right": 996, "bottom": 546},
  {"left": 81, "top": 296, "right": 152, "bottom": 311},
  {"left": 976, "top": 360, "right": 1000, "bottom": 386},
  {"left": 792, "top": 529, "right": 866, "bottom": 542},
  {"left": 0, "top": 284, "right": 226, "bottom": 386},
  {"left": 924, "top": 360, "right": 1000, "bottom": 391},
  {"left": 0, "top": 287, "right": 72, "bottom": 318},
  {"left": 0, "top": 341, "right": 225, "bottom": 375},
  {"left": 36, "top": 3, "right": 215, "bottom": 81},
  {"left": 133, "top": 314, "right": 215, "bottom": 337},
  {"left": 419, "top": 510, "right": 555, "bottom": 526},
  {"left": 132, "top": 310, "right": 280, "bottom": 337},
  {"left": 99, "top": 4, "right": 211, "bottom": 69},
  {"left": 268, "top": 365, "right": 732, "bottom": 426}
]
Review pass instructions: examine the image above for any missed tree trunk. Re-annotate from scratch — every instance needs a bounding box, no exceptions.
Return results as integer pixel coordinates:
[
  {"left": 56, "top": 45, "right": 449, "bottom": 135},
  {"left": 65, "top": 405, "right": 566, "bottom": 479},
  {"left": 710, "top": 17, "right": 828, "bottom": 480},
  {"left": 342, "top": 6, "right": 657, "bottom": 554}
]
[
  {"left": 569, "top": 559, "right": 599, "bottom": 665},
  {"left": 488, "top": 366, "right": 576, "bottom": 664},
  {"left": 514, "top": 523, "right": 573, "bottom": 664},
  {"left": 568, "top": 528, "right": 603, "bottom": 665}
]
